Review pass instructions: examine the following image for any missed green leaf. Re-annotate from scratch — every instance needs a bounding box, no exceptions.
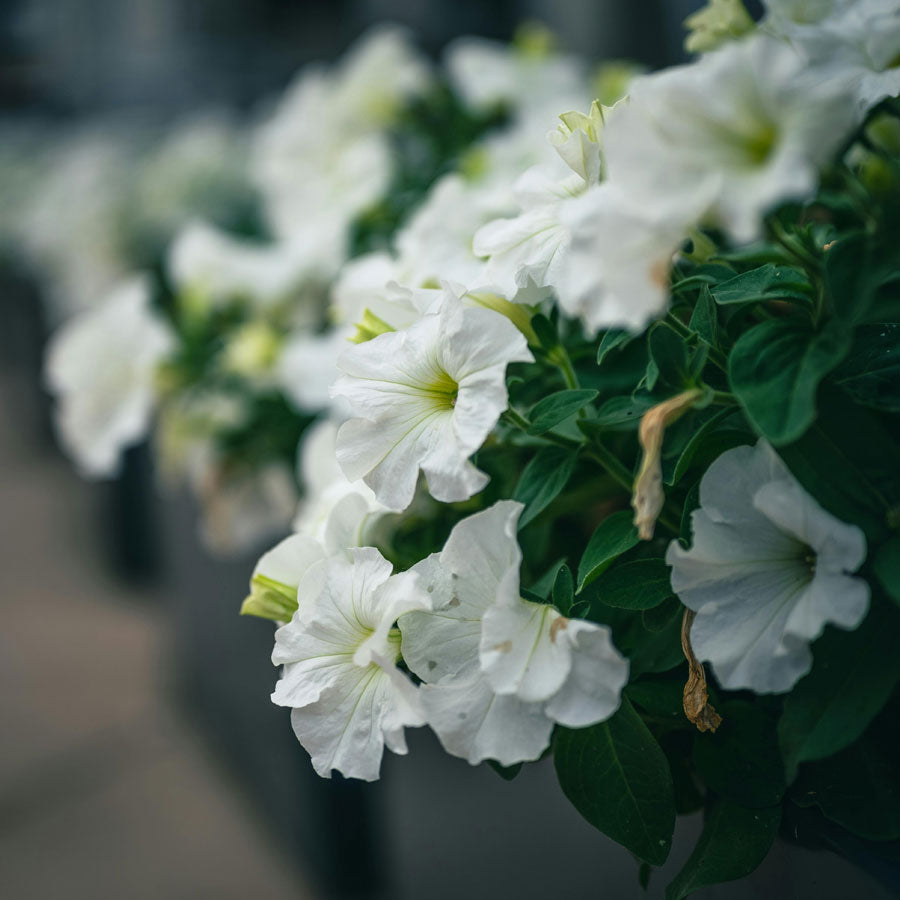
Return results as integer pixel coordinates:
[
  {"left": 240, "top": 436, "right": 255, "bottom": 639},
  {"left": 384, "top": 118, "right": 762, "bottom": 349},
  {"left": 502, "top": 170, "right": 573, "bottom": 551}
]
[
  {"left": 833, "top": 323, "right": 900, "bottom": 413},
  {"left": 778, "top": 388, "right": 900, "bottom": 541},
  {"left": 689, "top": 284, "right": 719, "bottom": 347},
  {"left": 527, "top": 389, "right": 598, "bottom": 435},
  {"left": 648, "top": 322, "right": 692, "bottom": 390},
  {"left": 552, "top": 564, "right": 575, "bottom": 615},
  {"left": 528, "top": 557, "right": 566, "bottom": 600},
  {"left": 874, "top": 535, "right": 900, "bottom": 604},
  {"left": 530, "top": 313, "right": 560, "bottom": 350},
  {"left": 778, "top": 603, "right": 900, "bottom": 782},
  {"left": 679, "top": 480, "right": 701, "bottom": 549},
  {"left": 665, "top": 407, "right": 739, "bottom": 486},
  {"left": 592, "top": 558, "right": 674, "bottom": 610},
  {"left": 729, "top": 318, "right": 852, "bottom": 445},
  {"left": 597, "top": 329, "right": 632, "bottom": 365},
  {"left": 576, "top": 510, "right": 639, "bottom": 591},
  {"left": 825, "top": 233, "right": 874, "bottom": 325},
  {"left": 712, "top": 263, "right": 810, "bottom": 305},
  {"left": 665, "top": 800, "right": 781, "bottom": 900},
  {"left": 694, "top": 700, "right": 786, "bottom": 808},
  {"left": 554, "top": 697, "right": 676, "bottom": 865},
  {"left": 791, "top": 710, "right": 900, "bottom": 841},
  {"left": 513, "top": 446, "right": 578, "bottom": 529},
  {"left": 487, "top": 759, "right": 523, "bottom": 781},
  {"left": 586, "top": 395, "right": 655, "bottom": 431}
]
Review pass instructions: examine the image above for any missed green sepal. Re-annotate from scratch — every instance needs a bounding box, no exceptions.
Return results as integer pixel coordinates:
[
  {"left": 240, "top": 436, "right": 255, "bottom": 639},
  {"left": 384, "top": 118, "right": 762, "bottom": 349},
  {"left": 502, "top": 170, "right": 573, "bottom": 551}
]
[{"left": 240, "top": 574, "right": 298, "bottom": 622}]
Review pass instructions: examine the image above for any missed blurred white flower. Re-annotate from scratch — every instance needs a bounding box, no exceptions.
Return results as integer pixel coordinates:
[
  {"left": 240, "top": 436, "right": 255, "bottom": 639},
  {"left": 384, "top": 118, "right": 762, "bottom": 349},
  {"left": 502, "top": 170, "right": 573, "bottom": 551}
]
[
  {"left": 765, "top": 0, "right": 900, "bottom": 114},
  {"left": 603, "top": 34, "right": 856, "bottom": 242},
  {"left": 167, "top": 220, "right": 325, "bottom": 316},
  {"left": 277, "top": 327, "right": 352, "bottom": 415},
  {"left": 131, "top": 112, "right": 253, "bottom": 251},
  {"left": 331, "top": 290, "right": 532, "bottom": 512},
  {"left": 400, "top": 502, "right": 628, "bottom": 766},
  {"left": 473, "top": 163, "right": 587, "bottom": 299},
  {"left": 445, "top": 36, "right": 587, "bottom": 116},
  {"left": 271, "top": 548, "right": 430, "bottom": 781},
  {"left": 292, "top": 419, "right": 386, "bottom": 554},
  {"left": 197, "top": 461, "right": 298, "bottom": 557},
  {"left": 556, "top": 182, "right": 707, "bottom": 334},
  {"left": 394, "top": 174, "right": 499, "bottom": 288},
  {"left": 44, "top": 274, "right": 174, "bottom": 477},
  {"left": 251, "top": 27, "right": 429, "bottom": 263},
  {"left": 666, "top": 440, "right": 870, "bottom": 694}
]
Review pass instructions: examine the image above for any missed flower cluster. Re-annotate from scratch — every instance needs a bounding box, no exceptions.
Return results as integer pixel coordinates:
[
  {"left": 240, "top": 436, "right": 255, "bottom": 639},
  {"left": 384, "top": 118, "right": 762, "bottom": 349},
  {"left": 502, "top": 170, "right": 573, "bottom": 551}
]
[{"left": 38, "top": 7, "right": 900, "bottom": 895}]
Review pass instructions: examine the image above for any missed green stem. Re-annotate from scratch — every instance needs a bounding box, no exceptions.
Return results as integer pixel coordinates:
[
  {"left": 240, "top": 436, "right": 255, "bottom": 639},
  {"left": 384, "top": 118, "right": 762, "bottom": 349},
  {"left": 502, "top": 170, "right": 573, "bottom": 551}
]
[
  {"left": 711, "top": 390, "right": 739, "bottom": 406},
  {"left": 549, "top": 345, "right": 580, "bottom": 390},
  {"left": 665, "top": 312, "right": 728, "bottom": 374}
]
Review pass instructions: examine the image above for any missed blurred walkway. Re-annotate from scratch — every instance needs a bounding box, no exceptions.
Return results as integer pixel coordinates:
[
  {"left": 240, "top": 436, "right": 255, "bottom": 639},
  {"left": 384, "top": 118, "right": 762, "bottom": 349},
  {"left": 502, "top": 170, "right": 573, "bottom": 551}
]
[{"left": 0, "top": 377, "right": 315, "bottom": 900}]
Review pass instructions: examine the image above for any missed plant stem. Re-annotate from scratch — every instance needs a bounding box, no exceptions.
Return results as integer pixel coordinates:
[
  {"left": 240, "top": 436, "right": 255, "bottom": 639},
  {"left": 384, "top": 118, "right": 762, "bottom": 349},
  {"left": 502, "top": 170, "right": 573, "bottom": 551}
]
[{"left": 665, "top": 311, "right": 728, "bottom": 374}]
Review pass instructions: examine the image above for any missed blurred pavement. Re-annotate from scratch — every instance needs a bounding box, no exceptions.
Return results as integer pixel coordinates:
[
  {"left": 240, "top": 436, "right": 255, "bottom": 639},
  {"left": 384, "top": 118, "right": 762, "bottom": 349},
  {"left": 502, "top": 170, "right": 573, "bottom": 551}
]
[{"left": 0, "top": 376, "right": 315, "bottom": 900}]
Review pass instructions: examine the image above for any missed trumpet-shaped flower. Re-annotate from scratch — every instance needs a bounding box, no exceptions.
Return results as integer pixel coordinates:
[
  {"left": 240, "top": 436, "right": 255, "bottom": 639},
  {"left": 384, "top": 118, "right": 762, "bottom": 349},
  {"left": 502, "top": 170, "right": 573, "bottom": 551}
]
[
  {"left": 400, "top": 502, "right": 628, "bottom": 766},
  {"left": 666, "top": 440, "right": 870, "bottom": 694},
  {"left": 765, "top": 0, "right": 900, "bottom": 114},
  {"left": 556, "top": 182, "right": 705, "bottom": 334},
  {"left": 603, "top": 34, "right": 856, "bottom": 242},
  {"left": 331, "top": 291, "right": 533, "bottom": 512},
  {"left": 44, "top": 274, "right": 174, "bottom": 477},
  {"left": 271, "top": 548, "right": 430, "bottom": 781},
  {"left": 241, "top": 531, "right": 327, "bottom": 622}
]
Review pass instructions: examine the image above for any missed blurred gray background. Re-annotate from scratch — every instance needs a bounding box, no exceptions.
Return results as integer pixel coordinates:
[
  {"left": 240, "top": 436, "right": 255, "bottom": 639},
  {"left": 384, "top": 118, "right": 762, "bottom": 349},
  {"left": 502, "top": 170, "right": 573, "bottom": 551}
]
[{"left": 1, "top": 1, "right": 895, "bottom": 898}]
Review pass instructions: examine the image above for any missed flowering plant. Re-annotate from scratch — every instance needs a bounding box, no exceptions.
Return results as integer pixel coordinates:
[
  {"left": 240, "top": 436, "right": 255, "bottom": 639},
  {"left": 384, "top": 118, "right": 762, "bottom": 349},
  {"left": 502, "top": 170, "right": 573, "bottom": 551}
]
[{"left": 43, "top": 5, "right": 900, "bottom": 895}]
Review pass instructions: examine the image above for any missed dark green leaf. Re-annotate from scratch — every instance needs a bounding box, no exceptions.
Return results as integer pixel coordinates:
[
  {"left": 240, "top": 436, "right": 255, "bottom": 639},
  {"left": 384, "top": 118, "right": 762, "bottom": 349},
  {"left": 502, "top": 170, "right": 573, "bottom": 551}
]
[
  {"left": 791, "top": 710, "right": 900, "bottom": 841},
  {"left": 554, "top": 697, "right": 676, "bottom": 865},
  {"left": 528, "top": 557, "right": 566, "bottom": 600},
  {"left": 694, "top": 700, "right": 786, "bottom": 808},
  {"left": 833, "top": 323, "right": 900, "bottom": 413},
  {"left": 778, "top": 604, "right": 900, "bottom": 782},
  {"left": 874, "top": 535, "right": 900, "bottom": 605},
  {"left": 586, "top": 395, "right": 655, "bottom": 431},
  {"left": 713, "top": 264, "right": 810, "bottom": 305},
  {"left": 597, "top": 329, "right": 632, "bottom": 365},
  {"left": 527, "top": 389, "right": 598, "bottom": 435},
  {"left": 649, "top": 322, "right": 692, "bottom": 390},
  {"left": 577, "top": 510, "right": 639, "bottom": 591},
  {"left": 729, "top": 318, "right": 851, "bottom": 445},
  {"left": 593, "top": 558, "right": 674, "bottom": 610},
  {"left": 778, "top": 388, "right": 899, "bottom": 541},
  {"left": 487, "top": 759, "right": 523, "bottom": 781},
  {"left": 665, "top": 800, "right": 781, "bottom": 900},
  {"left": 665, "top": 407, "right": 738, "bottom": 486},
  {"left": 552, "top": 564, "right": 575, "bottom": 615},
  {"left": 689, "top": 285, "right": 719, "bottom": 348},
  {"left": 825, "top": 233, "right": 874, "bottom": 325},
  {"left": 513, "top": 446, "right": 578, "bottom": 529},
  {"left": 531, "top": 313, "right": 560, "bottom": 351}
]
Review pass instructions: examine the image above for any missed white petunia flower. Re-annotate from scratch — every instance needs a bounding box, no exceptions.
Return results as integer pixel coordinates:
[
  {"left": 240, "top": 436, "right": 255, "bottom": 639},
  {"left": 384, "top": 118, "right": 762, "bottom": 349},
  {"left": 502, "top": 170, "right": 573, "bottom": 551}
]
[
  {"left": 271, "top": 548, "right": 430, "bottom": 781},
  {"left": 292, "top": 419, "right": 387, "bottom": 554},
  {"left": 400, "top": 502, "right": 628, "bottom": 766},
  {"left": 331, "top": 290, "right": 533, "bottom": 512},
  {"left": 445, "top": 36, "right": 587, "bottom": 117},
  {"left": 251, "top": 27, "right": 428, "bottom": 261},
  {"left": 556, "top": 182, "right": 707, "bottom": 334},
  {"left": 242, "top": 531, "right": 327, "bottom": 622},
  {"left": 277, "top": 328, "right": 354, "bottom": 415},
  {"left": 473, "top": 163, "right": 588, "bottom": 299},
  {"left": 666, "top": 439, "right": 870, "bottom": 694},
  {"left": 167, "top": 220, "right": 328, "bottom": 314},
  {"left": 602, "top": 34, "right": 856, "bottom": 242},
  {"left": 765, "top": 0, "right": 900, "bottom": 114},
  {"left": 44, "top": 274, "right": 174, "bottom": 477}
]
